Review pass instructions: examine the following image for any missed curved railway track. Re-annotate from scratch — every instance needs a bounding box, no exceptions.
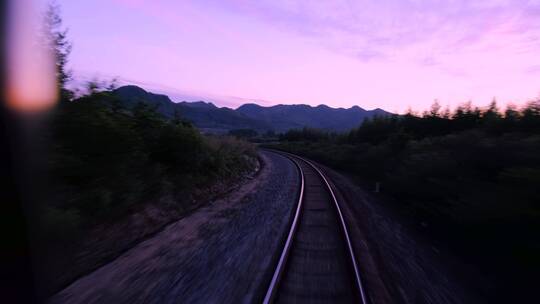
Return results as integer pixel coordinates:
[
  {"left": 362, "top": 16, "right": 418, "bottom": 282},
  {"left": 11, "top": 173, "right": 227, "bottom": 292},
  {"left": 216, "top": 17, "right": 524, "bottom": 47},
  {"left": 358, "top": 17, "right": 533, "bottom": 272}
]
[{"left": 264, "top": 151, "right": 368, "bottom": 304}]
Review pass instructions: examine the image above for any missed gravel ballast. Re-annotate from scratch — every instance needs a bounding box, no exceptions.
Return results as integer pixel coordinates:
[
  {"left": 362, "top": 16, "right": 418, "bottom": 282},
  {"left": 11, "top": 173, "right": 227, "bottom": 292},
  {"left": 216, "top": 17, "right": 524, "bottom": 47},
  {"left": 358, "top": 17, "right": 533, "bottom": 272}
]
[{"left": 50, "top": 151, "right": 299, "bottom": 304}]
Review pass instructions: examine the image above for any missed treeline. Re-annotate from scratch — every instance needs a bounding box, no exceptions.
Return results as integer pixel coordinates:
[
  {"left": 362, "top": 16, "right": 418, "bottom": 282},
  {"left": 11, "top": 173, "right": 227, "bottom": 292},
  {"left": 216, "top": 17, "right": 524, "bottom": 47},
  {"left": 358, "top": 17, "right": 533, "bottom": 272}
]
[
  {"left": 36, "top": 91, "right": 256, "bottom": 295},
  {"left": 274, "top": 100, "right": 540, "bottom": 301},
  {"left": 348, "top": 101, "right": 540, "bottom": 144},
  {"left": 280, "top": 100, "right": 540, "bottom": 144},
  {"left": 43, "top": 91, "right": 256, "bottom": 236},
  {"left": 279, "top": 127, "right": 334, "bottom": 142}
]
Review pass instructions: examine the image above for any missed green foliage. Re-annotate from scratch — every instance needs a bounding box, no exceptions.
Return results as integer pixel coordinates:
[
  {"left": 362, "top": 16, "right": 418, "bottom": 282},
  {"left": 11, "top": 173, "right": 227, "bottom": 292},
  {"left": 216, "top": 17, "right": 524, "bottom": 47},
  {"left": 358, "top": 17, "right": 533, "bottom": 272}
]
[
  {"left": 204, "top": 135, "right": 257, "bottom": 177},
  {"left": 280, "top": 127, "right": 333, "bottom": 142},
  {"left": 228, "top": 128, "right": 258, "bottom": 139},
  {"left": 44, "top": 2, "right": 73, "bottom": 101},
  {"left": 42, "top": 91, "right": 255, "bottom": 237},
  {"left": 271, "top": 100, "right": 540, "bottom": 294}
]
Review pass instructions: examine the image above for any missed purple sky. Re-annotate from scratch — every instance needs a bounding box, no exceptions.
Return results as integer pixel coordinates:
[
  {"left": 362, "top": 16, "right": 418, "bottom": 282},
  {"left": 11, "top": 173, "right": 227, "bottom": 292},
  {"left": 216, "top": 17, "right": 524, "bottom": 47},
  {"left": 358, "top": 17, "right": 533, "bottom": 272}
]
[{"left": 41, "top": 0, "right": 540, "bottom": 112}]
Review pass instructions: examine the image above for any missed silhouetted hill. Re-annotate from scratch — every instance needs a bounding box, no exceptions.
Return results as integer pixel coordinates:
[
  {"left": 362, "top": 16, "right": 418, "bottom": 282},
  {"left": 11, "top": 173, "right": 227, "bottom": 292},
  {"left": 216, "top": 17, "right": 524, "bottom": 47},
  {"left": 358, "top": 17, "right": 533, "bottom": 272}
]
[
  {"left": 113, "top": 85, "right": 390, "bottom": 133},
  {"left": 113, "top": 86, "right": 268, "bottom": 133},
  {"left": 114, "top": 85, "right": 177, "bottom": 116},
  {"left": 179, "top": 101, "right": 218, "bottom": 109},
  {"left": 237, "top": 103, "right": 391, "bottom": 132}
]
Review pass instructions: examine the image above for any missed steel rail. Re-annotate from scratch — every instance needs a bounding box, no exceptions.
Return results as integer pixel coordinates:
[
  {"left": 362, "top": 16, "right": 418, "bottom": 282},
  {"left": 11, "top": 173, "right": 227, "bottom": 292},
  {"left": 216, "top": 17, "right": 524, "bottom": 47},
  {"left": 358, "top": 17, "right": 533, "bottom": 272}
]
[
  {"left": 298, "top": 155, "right": 368, "bottom": 304},
  {"left": 263, "top": 150, "right": 368, "bottom": 304},
  {"left": 263, "top": 154, "right": 305, "bottom": 304}
]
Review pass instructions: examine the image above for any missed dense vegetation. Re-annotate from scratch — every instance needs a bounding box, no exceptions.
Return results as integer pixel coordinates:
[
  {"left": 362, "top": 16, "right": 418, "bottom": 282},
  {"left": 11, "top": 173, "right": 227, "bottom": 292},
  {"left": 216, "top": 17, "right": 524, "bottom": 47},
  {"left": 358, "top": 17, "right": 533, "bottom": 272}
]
[
  {"left": 34, "top": 91, "right": 256, "bottom": 296},
  {"left": 228, "top": 128, "right": 259, "bottom": 139},
  {"left": 41, "top": 91, "right": 256, "bottom": 240},
  {"left": 273, "top": 100, "right": 540, "bottom": 300}
]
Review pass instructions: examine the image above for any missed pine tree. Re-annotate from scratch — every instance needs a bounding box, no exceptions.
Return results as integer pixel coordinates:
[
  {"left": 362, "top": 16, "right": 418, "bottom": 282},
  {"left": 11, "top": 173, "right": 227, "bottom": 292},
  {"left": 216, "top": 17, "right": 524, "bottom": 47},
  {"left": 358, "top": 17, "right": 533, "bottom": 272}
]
[
  {"left": 44, "top": 2, "right": 73, "bottom": 101},
  {"left": 429, "top": 100, "right": 442, "bottom": 117}
]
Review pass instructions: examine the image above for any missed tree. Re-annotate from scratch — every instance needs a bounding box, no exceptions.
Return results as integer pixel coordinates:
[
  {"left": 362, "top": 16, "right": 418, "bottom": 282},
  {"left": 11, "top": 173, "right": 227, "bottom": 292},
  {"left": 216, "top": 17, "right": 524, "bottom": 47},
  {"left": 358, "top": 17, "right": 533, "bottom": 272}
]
[
  {"left": 504, "top": 104, "right": 519, "bottom": 120},
  {"left": 172, "top": 109, "right": 192, "bottom": 128},
  {"left": 483, "top": 98, "right": 501, "bottom": 120},
  {"left": 521, "top": 99, "right": 540, "bottom": 132},
  {"left": 84, "top": 77, "right": 120, "bottom": 96},
  {"left": 44, "top": 2, "right": 73, "bottom": 101},
  {"left": 107, "top": 78, "right": 119, "bottom": 91},
  {"left": 453, "top": 101, "right": 481, "bottom": 130},
  {"left": 86, "top": 79, "right": 101, "bottom": 95},
  {"left": 502, "top": 104, "right": 520, "bottom": 131},
  {"left": 441, "top": 106, "right": 451, "bottom": 119},
  {"left": 429, "top": 100, "right": 442, "bottom": 117}
]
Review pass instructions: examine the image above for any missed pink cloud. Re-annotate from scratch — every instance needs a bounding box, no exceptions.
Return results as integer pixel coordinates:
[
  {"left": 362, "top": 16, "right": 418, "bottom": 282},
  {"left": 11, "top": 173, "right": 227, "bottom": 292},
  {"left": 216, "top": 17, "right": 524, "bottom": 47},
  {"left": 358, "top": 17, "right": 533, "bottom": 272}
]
[{"left": 51, "top": 0, "right": 540, "bottom": 112}]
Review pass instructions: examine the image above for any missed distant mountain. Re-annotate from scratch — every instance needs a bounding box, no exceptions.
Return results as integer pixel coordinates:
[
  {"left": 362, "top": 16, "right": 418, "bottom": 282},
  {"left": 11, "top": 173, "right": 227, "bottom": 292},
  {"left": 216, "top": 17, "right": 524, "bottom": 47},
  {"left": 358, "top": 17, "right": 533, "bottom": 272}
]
[
  {"left": 114, "top": 86, "right": 269, "bottom": 133},
  {"left": 237, "top": 103, "right": 391, "bottom": 132},
  {"left": 178, "top": 101, "right": 218, "bottom": 109},
  {"left": 114, "top": 85, "right": 178, "bottom": 116},
  {"left": 112, "top": 85, "right": 391, "bottom": 133}
]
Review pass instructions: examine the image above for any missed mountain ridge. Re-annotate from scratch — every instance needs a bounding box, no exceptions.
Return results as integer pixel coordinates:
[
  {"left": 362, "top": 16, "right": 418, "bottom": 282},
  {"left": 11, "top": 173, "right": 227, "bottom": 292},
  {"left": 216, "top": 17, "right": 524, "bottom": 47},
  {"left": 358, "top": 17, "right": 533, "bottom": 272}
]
[{"left": 113, "top": 85, "right": 391, "bottom": 133}]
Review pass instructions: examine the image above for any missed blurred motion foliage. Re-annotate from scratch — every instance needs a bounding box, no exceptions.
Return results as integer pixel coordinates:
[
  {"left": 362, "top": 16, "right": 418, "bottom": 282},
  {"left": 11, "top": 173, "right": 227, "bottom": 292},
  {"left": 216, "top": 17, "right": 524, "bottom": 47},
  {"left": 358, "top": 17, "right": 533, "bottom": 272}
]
[
  {"left": 272, "top": 100, "right": 540, "bottom": 296},
  {"left": 40, "top": 91, "right": 256, "bottom": 243}
]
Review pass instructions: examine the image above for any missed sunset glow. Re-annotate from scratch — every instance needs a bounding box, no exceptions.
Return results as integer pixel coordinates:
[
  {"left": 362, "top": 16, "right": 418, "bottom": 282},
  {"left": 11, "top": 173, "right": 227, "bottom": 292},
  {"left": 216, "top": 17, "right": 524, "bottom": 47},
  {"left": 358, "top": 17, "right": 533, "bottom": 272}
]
[{"left": 44, "top": 0, "right": 540, "bottom": 112}]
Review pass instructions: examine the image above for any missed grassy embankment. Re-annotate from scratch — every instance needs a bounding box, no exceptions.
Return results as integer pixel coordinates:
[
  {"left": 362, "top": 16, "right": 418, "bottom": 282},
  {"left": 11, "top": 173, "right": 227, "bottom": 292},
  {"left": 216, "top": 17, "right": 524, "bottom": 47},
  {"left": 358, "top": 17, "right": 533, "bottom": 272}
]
[
  {"left": 268, "top": 101, "right": 540, "bottom": 300},
  {"left": 33, "top": 91, "right": 257, "bottom": 296}
]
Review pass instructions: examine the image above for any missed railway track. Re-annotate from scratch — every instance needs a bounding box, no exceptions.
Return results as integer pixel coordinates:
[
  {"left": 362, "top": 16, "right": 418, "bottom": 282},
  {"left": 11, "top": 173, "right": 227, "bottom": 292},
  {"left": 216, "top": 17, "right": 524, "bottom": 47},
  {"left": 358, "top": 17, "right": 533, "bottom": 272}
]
[{"left": 264, "top": 151, "right": 368, "bottom": 304}]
